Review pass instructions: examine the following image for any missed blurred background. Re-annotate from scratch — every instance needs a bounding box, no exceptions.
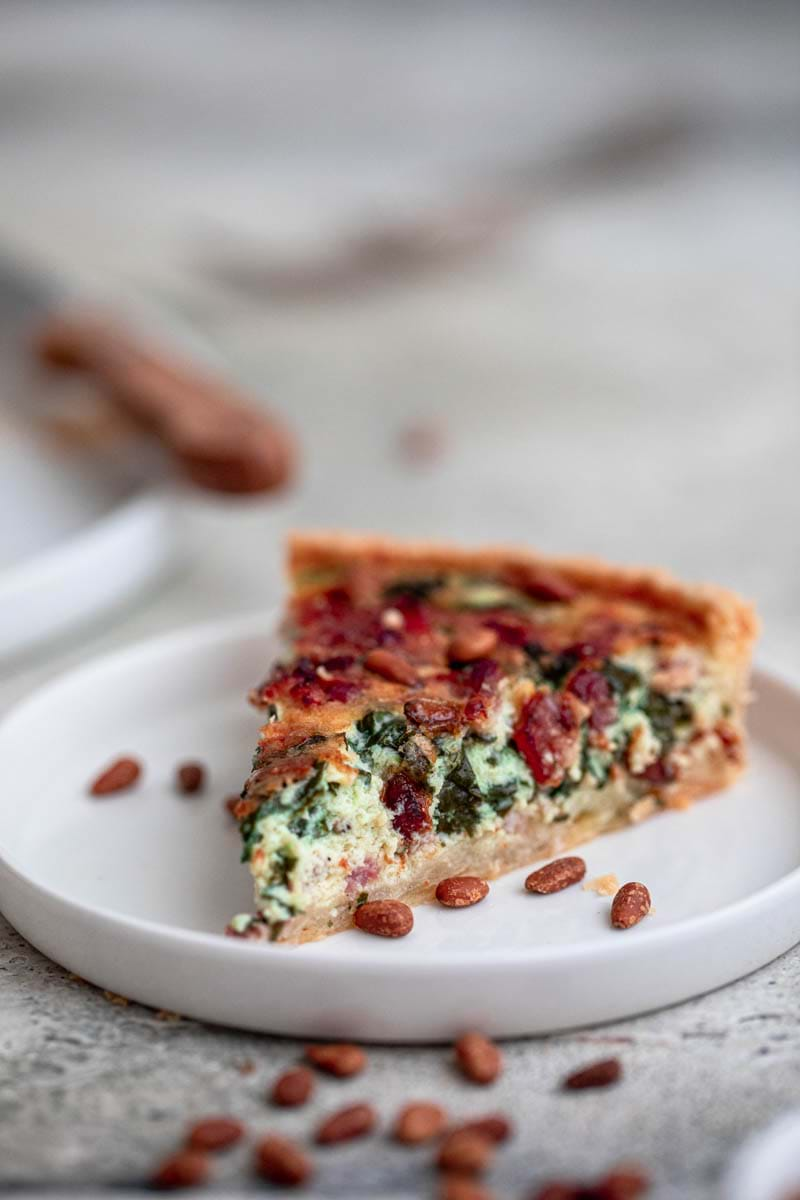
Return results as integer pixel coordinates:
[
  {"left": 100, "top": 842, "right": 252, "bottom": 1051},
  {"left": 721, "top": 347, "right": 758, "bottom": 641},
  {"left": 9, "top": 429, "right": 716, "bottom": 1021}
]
[
  {"left": 1, "top": 6, "right": 799, "bottom": 1196},
  {"left": 0, "top": 0, "right": 798, "bottom": 670}
]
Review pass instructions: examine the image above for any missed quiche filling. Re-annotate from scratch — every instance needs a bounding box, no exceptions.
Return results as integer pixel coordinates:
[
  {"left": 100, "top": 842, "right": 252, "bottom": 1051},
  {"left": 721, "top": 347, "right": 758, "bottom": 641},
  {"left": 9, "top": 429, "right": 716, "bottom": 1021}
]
[{"left": 230, "top": 548, "right": 752, "bottom": 942}]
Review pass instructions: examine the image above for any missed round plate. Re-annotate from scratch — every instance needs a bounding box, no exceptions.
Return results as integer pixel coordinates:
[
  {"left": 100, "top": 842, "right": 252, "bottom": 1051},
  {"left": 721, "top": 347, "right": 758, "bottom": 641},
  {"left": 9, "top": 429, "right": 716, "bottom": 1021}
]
[
  {"left": 1, "top": 616, "right": 798, "bottom": 1043},
  {"left": 0, "top": 485, "right": 175, "bottom": 663}
]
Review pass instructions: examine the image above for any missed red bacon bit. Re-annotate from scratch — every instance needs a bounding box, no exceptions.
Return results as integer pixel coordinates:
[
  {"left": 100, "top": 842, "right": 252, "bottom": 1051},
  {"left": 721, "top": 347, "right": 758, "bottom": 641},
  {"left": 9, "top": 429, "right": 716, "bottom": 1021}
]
[
  {"left": 263, "top": 656, "right": 362, "bottom": 707},
  {"left": 381, "top": 771, "right": 432, "bottom": 841},
  {"left": 513, "top": 692, "right": 582, "bottom": 788},
  {"left": 636, "top": 758, "right": 677, "bottom": 785},
  {"left": 323, "top": 654, "right": 356, "bottom": 671},
  {"left": 459, "top": 657, "right": 501, "bottom": 726},
  {"left": 389, "top": 593, "right": 431, "bottom": 636},
  {"left": 464, "top": 694, "right": 488, "bottom": 723},
  {"left": 567, "top": 667, "right": 617, "bottom": 731},
  {"left": 464, "top": 658, "right": 502, "bottom": 693},
  {"left": 345, "top": 858, "right": 380, "bottom": 898},
  {"left": 321, "top": 678, "right": 360, "bottom": 703},
  {"left": 289, "top": 679, "right": 326, "bottom": 707},
  {"left": 293, "top": 588, "right": 388, "bottom": 656},
  {"left": 296, "top": 586, "right": 351, "bottom": 626},
  {"left": 563, "top": 618, "right": 623, "bottom": 661},
  {"left": 484, "top": 618, "right": 530, "bottom": 647}
]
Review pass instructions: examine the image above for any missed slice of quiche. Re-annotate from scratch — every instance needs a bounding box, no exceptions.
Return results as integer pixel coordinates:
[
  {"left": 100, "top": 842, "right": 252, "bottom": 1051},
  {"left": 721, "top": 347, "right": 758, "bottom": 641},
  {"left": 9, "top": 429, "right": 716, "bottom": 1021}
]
[{"left": 230, "top": 533, "right": 757, "bottom": 943}]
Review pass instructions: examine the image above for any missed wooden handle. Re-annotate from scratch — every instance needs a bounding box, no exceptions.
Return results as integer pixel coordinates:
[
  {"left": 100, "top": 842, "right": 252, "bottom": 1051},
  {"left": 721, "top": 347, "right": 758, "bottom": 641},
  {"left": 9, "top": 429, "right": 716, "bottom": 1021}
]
[{"left": 34, "top": 313, "right": 297, "bottom": 495}]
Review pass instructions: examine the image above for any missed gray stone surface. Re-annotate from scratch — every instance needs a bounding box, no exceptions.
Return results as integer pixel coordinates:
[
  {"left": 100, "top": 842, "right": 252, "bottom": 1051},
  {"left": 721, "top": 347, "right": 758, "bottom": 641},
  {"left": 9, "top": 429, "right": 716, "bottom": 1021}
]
[
  {"left": 1, "top": 2, "right": 799, "bottom": 1197},
  {"left": 1, "top": 913, "right": 799, "bottom": 1198}
]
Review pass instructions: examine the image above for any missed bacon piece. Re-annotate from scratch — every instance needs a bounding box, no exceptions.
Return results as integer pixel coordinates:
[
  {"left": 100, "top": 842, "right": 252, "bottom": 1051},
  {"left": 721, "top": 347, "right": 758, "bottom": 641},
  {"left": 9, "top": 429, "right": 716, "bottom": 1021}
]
[
  {"left": 563, "top": 617, "right": 623, "bottom": 661},
  {"left": 321, "top": 678, "right": 361, "bottom": 703},
  {"left": 464, "top": 658, "right": 502, "bottom": 693},
  {"left": 635, "top": 758, "right": 677, "bottom": 785},
  {"left": 345, "top": 858, "right": 380, "bottom": 898},
  {"left": 381, "top": 771, "right": 432, "bottom": 841},
  {"left": 464, "top": 694, "right": 488, "bottom": 723},
  {"left": 513, "top": 692, "right": 582, "bottom": 788},
  {"left": 484, "top": 618, "right": 530, "bottom": 647},
  {"left": 389, "top": 592, "right": 431, "bottom": 635},
  {"left": 566, "top": 667, "right": 617, "bottom": 731}
]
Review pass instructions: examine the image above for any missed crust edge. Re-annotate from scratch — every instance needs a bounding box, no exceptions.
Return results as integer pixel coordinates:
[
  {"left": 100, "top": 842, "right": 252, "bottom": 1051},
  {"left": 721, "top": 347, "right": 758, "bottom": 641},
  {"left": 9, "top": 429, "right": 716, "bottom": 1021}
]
[{"left": 287, "top": 529, "right": 759, "bottom": 664}]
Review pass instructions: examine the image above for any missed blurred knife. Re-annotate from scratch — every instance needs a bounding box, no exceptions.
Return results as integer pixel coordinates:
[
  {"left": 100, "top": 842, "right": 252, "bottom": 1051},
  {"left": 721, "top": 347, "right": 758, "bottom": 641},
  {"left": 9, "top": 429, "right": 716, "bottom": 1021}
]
[{"left": 0, "top": 254, "right": 296, "bottom": 495}]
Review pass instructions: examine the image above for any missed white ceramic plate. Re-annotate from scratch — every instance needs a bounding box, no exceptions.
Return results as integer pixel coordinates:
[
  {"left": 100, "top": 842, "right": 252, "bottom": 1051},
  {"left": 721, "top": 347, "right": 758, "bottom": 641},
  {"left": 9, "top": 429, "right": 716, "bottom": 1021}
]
[
  {"left": 0, "top": 615, "right": 799, "bottom": 1043},
  {"left": 0, "top": 476, "right": 176, "bottom": 664}
]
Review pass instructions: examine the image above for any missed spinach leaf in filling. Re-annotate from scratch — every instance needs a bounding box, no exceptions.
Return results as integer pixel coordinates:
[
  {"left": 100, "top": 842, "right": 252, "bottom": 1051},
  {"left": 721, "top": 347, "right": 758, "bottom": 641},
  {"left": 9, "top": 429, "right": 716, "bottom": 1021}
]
[
  {"left": 258, "top": 845, "right": 298, "bottom": 920},
  {"left": 585, "top": 746, "right": 613, "bottom": 787},
  {"left": 349, "top": 710, "right": 408, "bottom": 755},
  {"left": 602, "top": 660, "right": 642, "bottom": 705},
  {"left": 524, "top": 643, "right": 579, "bottom": 688},
  {"left": 240, "top": 761, "right": 333, "bottom": 859},
  {"left": 287, "top": 764, "right": 336, "bottom": 839},
  {"left": 383, "top": 577, "right": 444, "bottom": 601},
  {"left": 641, "top": 691, "right": 692, "bottom": 750},
  {"left": 240, "top": 807, "right": 266, "bottom": 862},
  {"left": 434, "top": 740, "right": 521, "bottom": 836},
  {"left": 602, "top": 659, "right": 692, "bottom": 754},
  {"left": 435, "top": 748, "right": 484, "bottom": 836}
]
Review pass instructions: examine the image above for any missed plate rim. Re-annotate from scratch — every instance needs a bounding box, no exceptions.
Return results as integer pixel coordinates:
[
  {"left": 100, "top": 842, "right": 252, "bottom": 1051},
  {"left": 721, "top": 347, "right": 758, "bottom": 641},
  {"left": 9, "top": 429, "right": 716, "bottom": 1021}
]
[
  {"left": 1, "top": 612, "right": 799, "bottom": 975},
  {"left": 0, "top": 484, "right": 176, "bottom": 664},
  {"left": 0, "top": 486, "right": 171, "bottom": 601}
]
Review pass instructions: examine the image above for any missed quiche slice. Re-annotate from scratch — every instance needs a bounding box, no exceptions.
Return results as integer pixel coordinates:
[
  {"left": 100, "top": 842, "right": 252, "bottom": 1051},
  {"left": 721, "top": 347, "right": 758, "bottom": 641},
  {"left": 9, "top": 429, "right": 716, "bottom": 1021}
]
[{"left": 230, "top": 533, "right": 757, "bottom": 943}]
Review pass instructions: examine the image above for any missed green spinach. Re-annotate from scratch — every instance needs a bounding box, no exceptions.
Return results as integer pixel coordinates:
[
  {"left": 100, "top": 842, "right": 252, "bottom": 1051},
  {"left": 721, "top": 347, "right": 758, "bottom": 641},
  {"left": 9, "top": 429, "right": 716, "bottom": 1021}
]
[
  {"left": 434, "top": 741, "right": 519, "bottom": 835},
  {"left": 351, "top": 710, "right": 408, "bottom": 754},
  {"left": 642, "top": 691, "right": 692, "bottom": 750}
]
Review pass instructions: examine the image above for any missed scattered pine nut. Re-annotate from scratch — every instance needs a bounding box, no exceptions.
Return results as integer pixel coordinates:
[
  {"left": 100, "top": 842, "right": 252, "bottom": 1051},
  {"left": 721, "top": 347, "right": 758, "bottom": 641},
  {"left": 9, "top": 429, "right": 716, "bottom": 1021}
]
[
  {"left": 176, "top": 762, "right": 205, "bottom": 794},
  {"left": 89, "top": 756, "right": 141, "bottom": 796},
  {"left": 315, "top": 1102, "right": 377, "bottom": 1145},
  {"left": 525, "top": 857, "right": 586, "bottom": 894},
  {"left": 611, "top": 882, "right": 651, "bottom": 929},
  {"left": 563, "top": 1057, "right": 622, "bottom": 1090},
  {"left": 305, "top": 1043, "right": 366, "bottom": 1078},
  {"left": 393, "top": 1101, "right": 448, "bottom": 1144},
  {"left": 150, "top": 1149, "right": 209, "bottom": 1189},
  {"left": 454, "top": 1032, "right": 503, "bottom": 1085},
  {"left": 255, "top": 1135, "right": 313, "bottom": 1187},
  {"left": 435, "top": 877, "right": 490, "bottom": 908},
  {"left": 271, "top": 1066, "right": 315, "bottom": 1107},
  {"left": 186, "top": 1116, "right": 244, "bottom": 1152}
]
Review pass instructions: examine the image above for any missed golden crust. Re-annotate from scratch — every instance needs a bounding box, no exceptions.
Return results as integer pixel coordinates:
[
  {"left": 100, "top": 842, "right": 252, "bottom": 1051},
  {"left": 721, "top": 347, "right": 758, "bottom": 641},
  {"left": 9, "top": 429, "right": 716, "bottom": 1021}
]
[
  {"left": 288, "top": 530, "right": 759, "bottom": 666},
  {"left": 273, "top": 736, "right": 744, "bottom": 943}
]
